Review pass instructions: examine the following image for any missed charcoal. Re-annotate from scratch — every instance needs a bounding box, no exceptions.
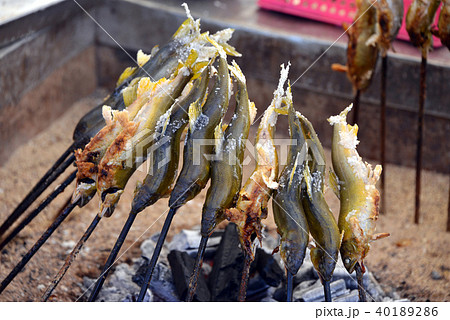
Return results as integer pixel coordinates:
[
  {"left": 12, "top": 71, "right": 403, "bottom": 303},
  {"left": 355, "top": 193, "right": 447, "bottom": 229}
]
[
  {"left": 365, "top": 272, "right": 385, "bottom": 302},
  {"left": 132, "top": 258, "right": 179, "bottom": 302},
  {"left": 294, "top": 264, "right": 318, "bottom": 286},
  {"left": 168, "top": 228, "right": 223, "bottom": 252},
  {"left": 254, "top": 248, "right": 284, "bottom": 287},
  {"left": 168, "top": 250, "right": 210, "bottom": 301},
  {"left": 332, "top": 267, "right": 369, "bottom": 290},
  {"left": 185, "top": 247, "right": 218, "bottom": 260},
  {"left": 82, "top": 263, "right": 140, "bottom": 302},
  {"left": 333, "top": 289, "right": 359, "bottom": 302},
  {"left": 140, "top": 237, "right": 169, "bottom": 266},
  {"left": 246, "top": 272, "right": 270, "bottom": 301},
  {"left": 294, "top": 279, "right": 347, "bottom": 302},
  {"left": 150, "top": 263, "right": 181, "bottom": 302},
  {"left": 132, "top": 257, "right": 149, "bottom": 287},
  {"left": 208, "top": 223, "right": 245, "bottom": 302}
]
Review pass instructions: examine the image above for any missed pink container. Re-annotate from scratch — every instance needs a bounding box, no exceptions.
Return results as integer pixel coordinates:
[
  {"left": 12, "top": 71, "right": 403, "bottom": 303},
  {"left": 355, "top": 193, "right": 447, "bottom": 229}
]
[{"left": 258, "top": 0, "right": 443, "bottom": 47}]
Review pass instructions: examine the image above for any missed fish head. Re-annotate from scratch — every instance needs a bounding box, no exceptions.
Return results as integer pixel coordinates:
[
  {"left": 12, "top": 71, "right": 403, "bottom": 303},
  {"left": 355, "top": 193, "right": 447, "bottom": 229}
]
[{"left": 340, "top": 239, "right": 360, "bottom": 273}]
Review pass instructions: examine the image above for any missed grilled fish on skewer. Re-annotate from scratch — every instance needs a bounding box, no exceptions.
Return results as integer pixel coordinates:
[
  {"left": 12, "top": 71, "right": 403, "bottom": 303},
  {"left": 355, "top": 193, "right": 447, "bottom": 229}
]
[
  {"left": 328, "top": 105, "right": 389, "bottom": 301},
  {"left": 433, "top": 0, "right": 450, "bottom": 49},
  {"left": 406, "top": 0, "right": 441, "bottom": 57},
  {"left": 0, "top": 13, "right": 209, "bottom": 239},
  {"left": 367, "top": 0, "right": 404, "bottom": 57},
  {"left": 224, "top": 70, "right": 285, "bottom": 301},
  {"left": 136, "top": 51, "right": 232, "bottom": 302},
  {"left": 298, "top": 114, "right": 340, "bottom": 302},
  {"left": 187, "top": 59, "right": 255, "bottom": 301},
  {"left": 96, "top": 54, "right": 199, "bottom": 218},
  {"left": 43, "top": 67, "right": 212, "bottom": 301},
  {"left": 272, "top": 65, "right": 309, "bottom": 302},
  {"left": 332, "top": 0, "right": 379, "bottom": 92}
]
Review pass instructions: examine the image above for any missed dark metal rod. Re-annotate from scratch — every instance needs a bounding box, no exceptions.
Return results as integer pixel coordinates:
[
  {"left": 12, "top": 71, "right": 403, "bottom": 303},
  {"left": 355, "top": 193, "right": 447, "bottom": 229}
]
[
  {"left": 0, "top": 148, "right": 75, "bottom": 237},
  {"left": 352, "top": 89, "right": 361, "bottom": 125},
  {"left": 42, "top": 214, "right": 102, "bottom": 301},
  {"left": 323, "top": 279, "right": 331, "bottom": 302},
  {"left": 447, "top": 177, "right": 450, "bottom": 232},
  {"left": 137, "top": 207, "right": 178, "bottom": 302},
  {"left": 186, "top": 235, "right": 209, "bottom": 302},
  {"left": 0, "top": 170, "right": 77, "bottom": 251},
  {"left": 286, "top": 269, "right": 294, "bottom": 302},
  {"left": 380, "top": 55, "right": 387, "bottom": 214},
  {"left": 88, "top": 212, "right": 137, "bottom": 302},
  {"left": 415, "top": 56, "right": 427, "bottom": 224},
  {"left": 0, "top": 200, "right": 78, "bottom": 294},
  {"left": 355, "top": 262, "right": 367, "bottom": 302},
  {"left": 238, "top": 252, "right": 252, "bottom": 302}
]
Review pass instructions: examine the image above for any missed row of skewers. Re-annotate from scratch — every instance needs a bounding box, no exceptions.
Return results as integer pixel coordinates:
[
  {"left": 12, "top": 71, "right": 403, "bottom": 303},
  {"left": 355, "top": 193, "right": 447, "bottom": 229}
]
[
  {"left": 3, "top": 0, "right": 446, "bottom": 301},
  {"left": 333, "top": 0, "right": 449, "bottom": 224},
  {"left": 0, "top": 8, "right": 388, "bottom": 302}
]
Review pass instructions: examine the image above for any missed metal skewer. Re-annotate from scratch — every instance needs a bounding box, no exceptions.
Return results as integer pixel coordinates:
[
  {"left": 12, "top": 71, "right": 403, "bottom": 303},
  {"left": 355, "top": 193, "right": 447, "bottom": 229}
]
[
  {"left": 352, "top": 89, "right": 361, "bottom": 125},
  {"left": 323, "top": 279, "right": 332, "bottom": 302},
  {"left": 0, "top": 149, "right": 75, "bottom": 237},
  {"left": 286, "top": 269, "right": 294, "bottom": 302},
  {"left": 0, "top": 199, "right": 78, "bottom": 294},
  {"left": 354, "top": 262, "right": 366, "bottom": 302},
  {"left": 238, "top": 253, "right": 252, "bottom": 302},
  {"left": 415, "top": 55, "right": 426, "bottom": 224},
  {"left": 88, "top": 212, "right": 138, "bottom": 301},
  {"left": 0, "top": 170, "right": 77, "bottom": 251},
  {"left": 380, "top": 55, "right": 387, "bottom": 213},
  {"left": 186, "top": 235, "right": 209, "bottom": 302},
  {"left": 42, "top": 213, "right": 102, "bottom": 301},
  {"left": 136, "top": 207, "right": 178, "bottom": 302}
]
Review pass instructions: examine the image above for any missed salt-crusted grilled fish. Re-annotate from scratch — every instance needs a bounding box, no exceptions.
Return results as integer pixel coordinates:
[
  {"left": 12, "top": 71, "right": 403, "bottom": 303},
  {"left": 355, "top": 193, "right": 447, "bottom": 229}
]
[
  {"left": 332, "top": 0, "right": 379, "bottom": 92},
  {"left": 328, "top": 105, "right": 389, "bottom": 274},
  {"left": 225, "top": 67, "right": 286, "bottom": 259},
  {"left": 406, "top": 0, "right": 441, "bottom": 57},
  {"left": 367, "top": 0, "right": 404, "bottom": 57}
]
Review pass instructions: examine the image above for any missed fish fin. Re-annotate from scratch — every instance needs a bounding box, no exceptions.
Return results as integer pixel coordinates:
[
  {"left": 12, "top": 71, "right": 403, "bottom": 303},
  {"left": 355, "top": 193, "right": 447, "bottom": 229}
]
[
  {"left": 173, "top": 5, "right": 200, "bottom": 40},
  {"left": 327, "top": 104, "right": 353, "bottom": 125},
  {"left": 122, "top": 86, "right": 137, "bottom": 107},
  {"left": 136, "top": 77, "right": 155, "bottom": 98},
  {"left": 150, "top": 45, "right": 159, "bottom": 56},
  {"left": 206, "top": 35, "right": 227, "bottom": 59},
  {"left": 116, "top": 67, "right": 137, "bottom": 87},
  {"left": 329, "top": 169, "right": 340, "bottom": 199},
  {"left": 249, "top": 101, "right": 257, "bottom": 124},
  {"left": 174, "top": 49, "right": 198, "bottom": 77},
  {"left": 371, "top": 233, "right": 390, "bottom": 241},
  {"left": 188, "top": 98, "right": 202, "bottom": 131},
  {"left": 137, "top": 49, "right": 151, "bottom": 67},
  {"left": 210, "top": 28, "right": 241, "bottom": 57},
  {"left": 331, "top": 63, "right": 348, "bottom": 73},
  {"left": 214, "top": 118, "right": 224, "bottom": 154},
  {"left": 102, "top": 105, "right": 114, "bottom": 125},
  {"left": 228, "top": 60, "right": 246, "bottom": 84}
]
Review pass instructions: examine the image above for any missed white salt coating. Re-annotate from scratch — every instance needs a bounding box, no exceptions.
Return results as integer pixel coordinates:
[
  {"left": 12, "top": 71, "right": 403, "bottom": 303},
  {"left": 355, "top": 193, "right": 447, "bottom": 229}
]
[
  {"left": 228, "top": 60, "right": 246, "bottom": 84},
  {"left": 102, "top": 105, "right": 113, "bottom": 124},
  {"left": 210, "top": 28, "right": 234, "bottom": 45},
  {"left": 155, "top": 107, "right": 172, "bottom": 135},
  {"left": 328, "top": 104, "right": 353, "bottom": 125},
  {"left": 338, "top": 129, "right": 360, "bottom": 149},
  {"left": 193, "top": 113, "right": 209, "bottom": 131},
  {"left": 312, "top": 171, "right": 322, "bottom": 193},
  {"left": 182, "top": 3, "right": 194, "bottom": 22},
  {"left": 273, "top": 62, "right": 290, "bottom": 104},
  {"left": 180, "top": 66, "right": 190, "bottom": 77}
]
